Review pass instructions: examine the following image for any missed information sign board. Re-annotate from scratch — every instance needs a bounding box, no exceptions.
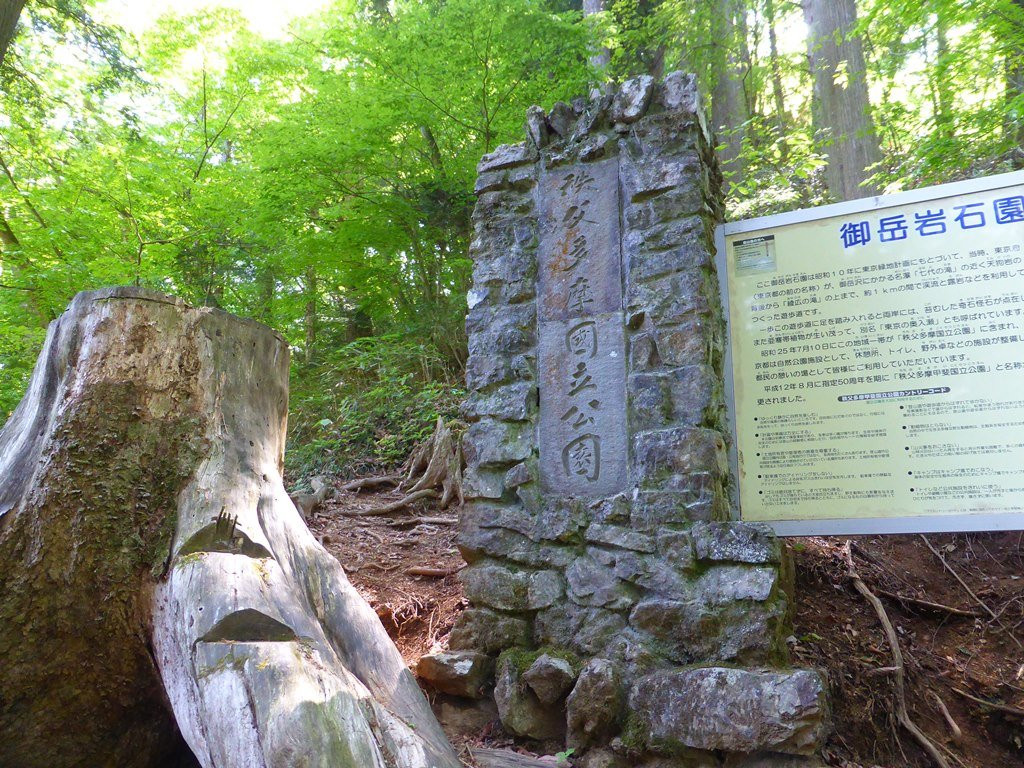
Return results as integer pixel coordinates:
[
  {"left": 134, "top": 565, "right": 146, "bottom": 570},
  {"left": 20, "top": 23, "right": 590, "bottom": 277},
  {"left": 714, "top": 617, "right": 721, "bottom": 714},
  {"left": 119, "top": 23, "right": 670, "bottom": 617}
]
[{"left": 716, "top": 172, "right": 1024, "bottom": 535}]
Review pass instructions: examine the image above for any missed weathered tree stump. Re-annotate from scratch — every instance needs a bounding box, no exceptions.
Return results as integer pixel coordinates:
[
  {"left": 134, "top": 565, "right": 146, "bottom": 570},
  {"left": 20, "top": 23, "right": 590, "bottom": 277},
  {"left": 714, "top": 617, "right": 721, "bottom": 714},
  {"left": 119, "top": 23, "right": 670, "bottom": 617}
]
[{"left": 0, "top": 287, "right": 460, "bottom": 768}]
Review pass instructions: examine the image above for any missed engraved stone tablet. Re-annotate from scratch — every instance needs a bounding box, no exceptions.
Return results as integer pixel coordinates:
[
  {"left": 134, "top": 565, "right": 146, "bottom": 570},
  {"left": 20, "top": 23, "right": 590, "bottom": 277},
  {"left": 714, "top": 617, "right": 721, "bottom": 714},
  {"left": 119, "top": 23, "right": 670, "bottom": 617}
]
[
  {"left": 538, "top": 158, "right": 628, "bottom": 496},
  {"left": 539, "top": 313, "right": 628, "bottom": 495}
]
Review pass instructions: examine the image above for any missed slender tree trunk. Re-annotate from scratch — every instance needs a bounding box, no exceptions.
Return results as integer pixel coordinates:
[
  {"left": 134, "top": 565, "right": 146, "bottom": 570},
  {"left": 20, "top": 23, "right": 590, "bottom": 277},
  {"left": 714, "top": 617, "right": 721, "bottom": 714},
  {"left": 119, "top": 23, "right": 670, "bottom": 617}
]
[
  {"left": 804, "top": 0, "right": 882, "bottom": 200},
  {"left": 0, "top": 0, "right": 25, "bottom": 67},
  {"left": 0, "top": 287, "right": 461, "bottom": 768},
  {"left": 303, "top": 264, "right": 317, "bottom": 364},
  {"left": 1004, "top": 0, "right": 1024, "bottom": 166},
  {"left": 583, "top": 0, "right": 610, "bottom": 73},
  {"left": 711, "top": 0, "right": 750, "bottom": 192},
  {"left": 934, "top": 9, "right": 955, "bottom": 141},
  {"left": 765, "top": 0, "right": 788, "bottom": 141}
]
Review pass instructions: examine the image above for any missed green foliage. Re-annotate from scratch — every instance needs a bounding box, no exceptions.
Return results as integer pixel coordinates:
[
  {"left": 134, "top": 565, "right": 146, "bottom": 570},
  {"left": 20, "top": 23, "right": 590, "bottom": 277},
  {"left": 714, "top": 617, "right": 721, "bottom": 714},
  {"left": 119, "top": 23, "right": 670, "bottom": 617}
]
[{"left": 286, "top": 334, "right": 464, "bottom": 478}]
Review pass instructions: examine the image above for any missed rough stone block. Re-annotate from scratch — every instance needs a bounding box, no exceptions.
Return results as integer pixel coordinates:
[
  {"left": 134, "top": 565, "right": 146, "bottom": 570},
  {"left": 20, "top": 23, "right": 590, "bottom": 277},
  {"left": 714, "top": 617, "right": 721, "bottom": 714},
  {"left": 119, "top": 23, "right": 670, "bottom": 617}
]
[
  {"left": 465, "top": 352, "right": 532, "bottom": 391},
  {"left": 416, "top": 651, "right": 494, "bottom": 699},
  {"left": 461, "top": 382, "right": 536, "bottom": 422},
  {"left": 463, "top": 418, "right": 533, "bottom": 467},
  {"left": 610, "top": 550, "right": 688, "bottom": 596},
  {"left": 475, "top": 169, "right": 509, "bottom": 195},
  {"left": 629, "top": 597, "right": 786, "bottom": 665},
  {"left": 522, "top": 653, "right": 576, "bottom": 705},
  {"left": 458, "top": 509, "right": 577, "bottom": 569},
  {"left": 567, "top": 658, "right": 625, "bottom": 749},
  {"left": 547, "top": 100, "right": 577, "bottom": 137},
  {"left": 611, "top": 74, "right": 655, "bottom": 124},
  {"left": 478, "top": 141, "right": 537, "bottom": 173},
  {"left": 620, "top": 148, "right": 704, "bottom": 202},
  {"left": 449, "top": 608, "right": 532, "bottom": 655},
  {"left": 461, "top": 563, "right": 564, "bottom": 611},
  {"left": 628, "top": 366, "right": 716, "bottom": 431},
  {"left": 626, "top": 271, "right": 710, "bottom": 326},
  {"left": 692, "top": 522, "right": 782, "bottom": 565},
  {"left": 655, "top": 529, "right": 696, "bottom": 572},
  {"left": 463, "top": 465, "right": 504, "bottom": 499},
  {"left": 494, "top": 655, "right": 565, "bottom": 740},
  {"left": 503, "top": 461, "right": 533, "bottom": 489},
  {"left": 585, "top": 523, "right": 656, "bottom": 552},
  {"left": 655, "top": 317, "right": 716, "bottom": 368},
  {"left": 633, "top": 427, "right": 727, "bottom": 490},
  {"left": 629, "top": 332, "right": 661, "bottom": 371},
  {"left": 622, "top": 222, "right": 712, "bottom": 284},
  {"left": 655, "top": 71, "right": 702, "bottom": 117},
  {"left": 566, "top": 553, "right": 636, "bottom": 610},
  {"left": 695, "top": 565, "right": 778, "bottom": 605},
  {"left": 630, "top": 667, "right": 829, "bottom": 756},
  {"left": 465, "top": 301, "right": 535, "bottom": 337},
  {"left": 630, "top": 487, "right": 721, "bottom": 529}
]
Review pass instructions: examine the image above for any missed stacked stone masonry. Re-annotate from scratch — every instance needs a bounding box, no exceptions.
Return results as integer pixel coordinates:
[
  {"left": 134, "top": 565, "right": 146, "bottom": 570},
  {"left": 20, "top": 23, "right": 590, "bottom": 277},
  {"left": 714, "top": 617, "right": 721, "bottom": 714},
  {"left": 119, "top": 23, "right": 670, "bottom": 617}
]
[{"left": 450, "top": 72, "right": 829, "bottom": 767}]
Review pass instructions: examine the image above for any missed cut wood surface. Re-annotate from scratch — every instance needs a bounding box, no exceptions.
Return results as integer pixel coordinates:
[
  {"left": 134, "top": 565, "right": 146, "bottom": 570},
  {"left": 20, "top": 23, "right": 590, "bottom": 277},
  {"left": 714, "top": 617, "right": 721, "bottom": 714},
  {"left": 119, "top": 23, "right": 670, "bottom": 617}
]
[{"left": 0, "top": 287, "right": 460, "bottom": 768}]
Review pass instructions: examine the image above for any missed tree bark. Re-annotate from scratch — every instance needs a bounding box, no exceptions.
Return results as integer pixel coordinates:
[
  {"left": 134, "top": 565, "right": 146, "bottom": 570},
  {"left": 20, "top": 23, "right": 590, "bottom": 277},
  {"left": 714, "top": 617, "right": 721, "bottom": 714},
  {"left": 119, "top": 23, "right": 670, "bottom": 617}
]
[
  {"left": 711, "top": 0, "right": 750, "bottom": 192},
  {"left": 804, "top": 0, "right": 882, "bottom": 201},
  {"left": 0, "top": 287, "right": 460, "bottom": 768},
  {"left": 0, "top": 0, "right": 26, "bottom": 68},
  {"left": 583, "top": 0, "right": 610, "bottom": 73}
]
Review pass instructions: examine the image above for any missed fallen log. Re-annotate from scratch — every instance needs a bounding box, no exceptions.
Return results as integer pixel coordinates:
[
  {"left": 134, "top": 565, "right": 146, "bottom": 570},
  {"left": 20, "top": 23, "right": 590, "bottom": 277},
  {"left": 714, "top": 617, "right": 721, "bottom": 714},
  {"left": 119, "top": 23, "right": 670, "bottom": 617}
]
[{"left": 0, "top": 287, "right": 460, "bottom": 768}]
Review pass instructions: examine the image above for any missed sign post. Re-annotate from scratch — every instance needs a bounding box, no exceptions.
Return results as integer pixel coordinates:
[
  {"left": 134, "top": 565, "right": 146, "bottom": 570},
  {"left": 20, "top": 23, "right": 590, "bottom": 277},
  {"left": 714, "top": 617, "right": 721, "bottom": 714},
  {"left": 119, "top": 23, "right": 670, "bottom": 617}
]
[{"left": 717, "top": 171, "right": 1024, "bottom": 535}]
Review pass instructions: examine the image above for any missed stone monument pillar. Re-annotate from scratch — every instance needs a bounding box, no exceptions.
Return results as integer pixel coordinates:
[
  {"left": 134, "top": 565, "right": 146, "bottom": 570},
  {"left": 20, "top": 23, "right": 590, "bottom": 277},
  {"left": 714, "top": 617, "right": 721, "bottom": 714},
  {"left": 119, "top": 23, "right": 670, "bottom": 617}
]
[{"left": 456, "top": 73, "right": 829, "bottom": 766}]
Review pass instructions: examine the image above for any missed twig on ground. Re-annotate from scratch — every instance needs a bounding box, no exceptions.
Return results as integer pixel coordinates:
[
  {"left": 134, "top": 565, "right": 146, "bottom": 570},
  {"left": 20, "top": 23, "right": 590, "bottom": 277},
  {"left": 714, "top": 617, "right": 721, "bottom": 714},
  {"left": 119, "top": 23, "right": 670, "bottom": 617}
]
[
  {"left": 843, "top": 541, "right": 951, "bottom": 768},
  {"left": 875, "top": 588, "right": 984, "bottom": 618},
  {"left": 952, "top": 687, "right": 1024, "bottom": 718},
  {"left": 406, "top": 564, "right": 466, "bottom": 578},
  {"left": 920, "top": 535, "right": 1024, "bottom": 650}
]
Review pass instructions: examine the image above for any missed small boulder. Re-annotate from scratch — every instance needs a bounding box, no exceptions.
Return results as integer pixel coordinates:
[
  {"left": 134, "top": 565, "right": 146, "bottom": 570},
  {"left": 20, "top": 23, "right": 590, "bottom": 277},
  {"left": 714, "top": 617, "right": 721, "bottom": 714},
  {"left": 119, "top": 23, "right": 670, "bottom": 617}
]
[
  {"left": 566, "top": 658, "right": 624, "bottom": 749},
  {"left": 416, "top": 651, "right": 494, "bottom": 699},
  {"left": 522, "top": 654, "right": 576, "bottom": 706},
  {"left": 494, "top": 655, "right": 565, "bottom": 741},
  {"left": 630, "top": 667, "right": 829, "bottom": 756}
]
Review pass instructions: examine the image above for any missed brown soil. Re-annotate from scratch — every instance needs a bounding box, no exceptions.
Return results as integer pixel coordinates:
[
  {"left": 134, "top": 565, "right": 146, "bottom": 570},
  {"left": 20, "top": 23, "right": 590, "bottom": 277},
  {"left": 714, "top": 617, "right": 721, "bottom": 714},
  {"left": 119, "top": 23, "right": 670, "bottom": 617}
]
[{"left": 310, "top": 485, "right": 1024, "bottom": 767}]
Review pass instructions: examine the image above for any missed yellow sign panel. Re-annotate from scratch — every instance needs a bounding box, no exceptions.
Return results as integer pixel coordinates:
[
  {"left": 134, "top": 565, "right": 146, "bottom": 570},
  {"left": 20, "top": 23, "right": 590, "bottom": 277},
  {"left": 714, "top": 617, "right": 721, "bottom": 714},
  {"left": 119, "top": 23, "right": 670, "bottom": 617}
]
[{"left": 718, "top": 172, "right": 1024, "bottom": 534}]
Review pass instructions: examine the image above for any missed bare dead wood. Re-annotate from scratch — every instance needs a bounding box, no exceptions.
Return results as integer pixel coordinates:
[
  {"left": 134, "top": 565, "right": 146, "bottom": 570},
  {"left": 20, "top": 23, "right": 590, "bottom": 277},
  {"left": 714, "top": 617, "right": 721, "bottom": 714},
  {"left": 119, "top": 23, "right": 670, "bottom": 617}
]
[
  {"left": 382, "top": 515, "right": 457, "bottom": 527},
  {"left": 952, "top": 687, "right": 1024, "bottom": 718},
  {"left": 919, "top": 534, "right": 1024, "bottom": 650},
  {"left": 875, "top": 588, "right": 984, "bottom": 618},
  {"left": 843, "top": 541, "right": 951, "bottom": 768},
  {"left": 405, "top": 564, "right": 466, "bottom": 578},
  {"left": 342, "top": 489, "right": 440, "bottom": 517}
]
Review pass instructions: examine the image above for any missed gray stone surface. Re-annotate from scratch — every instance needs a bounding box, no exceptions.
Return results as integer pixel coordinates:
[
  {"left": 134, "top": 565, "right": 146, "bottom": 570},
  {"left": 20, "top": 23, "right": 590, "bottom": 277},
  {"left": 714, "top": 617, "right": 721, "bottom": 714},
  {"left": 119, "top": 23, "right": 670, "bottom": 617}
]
[
  {"left": 448, "top": 608, "right": 532, "bottom": 655},
  {"left": 522, "top": 654, "right": 576, "bottom": 706},
  {"left": 566, "top": 659, "right": 624, "bottom": 749},
  {"left": 461, "top": 563, "right": 564, "bottom": 612},
  {"left": 416, "top": 651, "right": 494, "bottom": 699},
  {"left": 692, "top": 522, "right": 781, "bottom": 564},
  {"left": 630, "top": 668, "right": 829, "bottom": 756},
  {"left": 494, "top": 656, "right": 565, "bottom": 741},
  {"left": 611, "top": 75, "right": 655, "bottom": 124}
]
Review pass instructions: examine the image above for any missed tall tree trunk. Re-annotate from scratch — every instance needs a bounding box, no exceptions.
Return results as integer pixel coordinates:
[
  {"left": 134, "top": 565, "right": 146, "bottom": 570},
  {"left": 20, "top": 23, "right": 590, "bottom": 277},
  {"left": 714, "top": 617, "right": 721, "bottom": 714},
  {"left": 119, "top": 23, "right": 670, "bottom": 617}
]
[
  {"left": 804, "top": 0, "right": 882, "bottom": 200},
  {"left": 933, "top": 9, "right": 955, "bottom": 141},
  {"left": 1004, "top": 0, "right": 1024, "bottom": 166},
  {"left": 0, "top": 0, "right": 26, "bottom": 67},
  {"left": 583, "top": 0, "right": 610, "bottom": 73},
  {"left": 711, "top": 0, "right": 750, "bottom": 193},
  {"left": 765, "top": 0, "right": 789, "bottom": 142},
  {"left": 303, "top": 264, "right": 318, "bottom": 364},
  {"left": 0, "top": 287, "right": 461, "bottom": 768}
]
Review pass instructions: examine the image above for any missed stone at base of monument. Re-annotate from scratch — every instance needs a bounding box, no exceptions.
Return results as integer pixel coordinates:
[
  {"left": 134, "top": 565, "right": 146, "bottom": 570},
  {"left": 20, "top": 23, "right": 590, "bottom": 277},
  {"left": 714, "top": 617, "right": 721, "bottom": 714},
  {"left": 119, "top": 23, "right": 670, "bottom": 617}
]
[{"left": 458, "top": 71, "right": 830, "bottom": 765}]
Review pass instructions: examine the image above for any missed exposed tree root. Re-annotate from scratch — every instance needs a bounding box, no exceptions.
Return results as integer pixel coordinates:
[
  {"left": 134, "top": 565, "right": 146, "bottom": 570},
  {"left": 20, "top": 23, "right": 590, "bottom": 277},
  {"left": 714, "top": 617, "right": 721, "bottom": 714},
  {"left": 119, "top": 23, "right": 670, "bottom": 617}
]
[
  {"left": 344, "top": 489, "right": 440, "bottom": 517},
  {"left": 340, "top": 474, "right": 401, "bottom": 492},
  {"left": 843, "top": 541, "right": 952, "bottom": 768},
  {"left": 875, "top": 588, "right": 984, "bottom": 618},
  {"left": 952, "top": 687, "right": 1024, "bottom": 718}
]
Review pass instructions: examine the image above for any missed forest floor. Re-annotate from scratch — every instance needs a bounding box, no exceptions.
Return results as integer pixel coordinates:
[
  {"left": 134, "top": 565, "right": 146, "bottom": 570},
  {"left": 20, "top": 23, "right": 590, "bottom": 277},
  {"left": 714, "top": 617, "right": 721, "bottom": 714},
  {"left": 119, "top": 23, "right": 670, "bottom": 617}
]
[{"left": 308, "top": 484, "right": 1024, "bottom": 768}]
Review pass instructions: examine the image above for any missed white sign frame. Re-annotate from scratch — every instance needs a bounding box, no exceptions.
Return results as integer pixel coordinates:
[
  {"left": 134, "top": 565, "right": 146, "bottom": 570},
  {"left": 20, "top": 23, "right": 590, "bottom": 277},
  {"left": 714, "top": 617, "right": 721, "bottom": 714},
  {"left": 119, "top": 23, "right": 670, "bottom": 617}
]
[{"left": 715, "top": 171, "right": 1024, "bottom": 536}]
